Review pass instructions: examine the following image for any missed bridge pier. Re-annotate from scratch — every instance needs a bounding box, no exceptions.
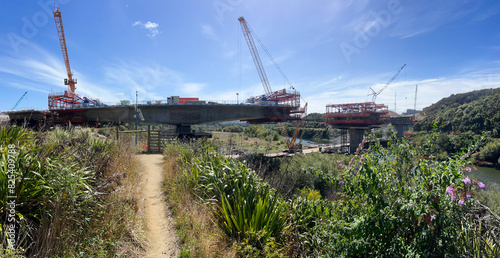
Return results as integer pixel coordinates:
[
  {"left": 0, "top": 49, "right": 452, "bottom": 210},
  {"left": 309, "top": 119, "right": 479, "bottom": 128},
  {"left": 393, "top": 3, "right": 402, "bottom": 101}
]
[
  {"left": 348, "top": 128, "right": 365, "bottom": 154},
  {"left": 176, "top": 124, "right": 192, "bottom": 136}
]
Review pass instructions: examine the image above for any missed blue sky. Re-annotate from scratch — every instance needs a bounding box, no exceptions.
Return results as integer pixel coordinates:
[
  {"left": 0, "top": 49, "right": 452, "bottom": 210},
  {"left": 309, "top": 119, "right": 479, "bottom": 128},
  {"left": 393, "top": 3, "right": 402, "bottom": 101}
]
[{"left": 1, "top": 0, "right": 499, "bottom": 114}]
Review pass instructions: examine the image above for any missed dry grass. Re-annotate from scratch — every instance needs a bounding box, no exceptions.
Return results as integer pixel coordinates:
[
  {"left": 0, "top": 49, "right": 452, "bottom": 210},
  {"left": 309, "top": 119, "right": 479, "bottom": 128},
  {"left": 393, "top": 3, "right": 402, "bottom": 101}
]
[
  {"left": 211, "top": 132, "right": 286, "bottom": 154},
  {"left": 163, "top": 147, "right": 236, "bottom": 257},
  {"left": 32, "top": 139, "right": 146, "bottom": 257}
]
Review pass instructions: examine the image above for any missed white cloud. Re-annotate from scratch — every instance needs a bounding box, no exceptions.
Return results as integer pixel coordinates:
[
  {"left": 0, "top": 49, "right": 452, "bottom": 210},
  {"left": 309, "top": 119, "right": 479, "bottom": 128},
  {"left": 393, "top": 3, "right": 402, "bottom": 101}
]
[
  {"left": 0, "top": 43, "right": 209, "bottom": 106},
  {"left": 180, "top": 83, "right": 206, "bottom": 95},
  {"left": 201, "top": 24, "right": 217, "bottom": 40},
  {"left": 398, "top": 27, "right": 434, "bottom": 39},
  {"left": 133, "top": 21, "right": 160, "bottom": 37},
  {"left": 299, "top": 70, "right": 500, "bottom": 114}
]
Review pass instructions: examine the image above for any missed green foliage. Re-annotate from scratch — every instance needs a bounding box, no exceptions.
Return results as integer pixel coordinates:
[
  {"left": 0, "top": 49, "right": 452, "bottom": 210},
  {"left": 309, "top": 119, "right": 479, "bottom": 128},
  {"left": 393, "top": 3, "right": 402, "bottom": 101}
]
[
  {"left": 180, "top": 148, "right": 287, "bottom": 251},
  {"left": 298, "top": 187, "right": 321, "bottom": 201},
  {"left": 244, "top": 125, "right": 275, "bottom": 139},
  {"left": 1, "top": 126, "right": 142, "bottom": 256},
  {"left": 288, "top": 132, "right": 490, "bottom": 256},
  {"left": 477, "top": 139, "right": 500, "bottom": 164},
  {"left": 223, "top": 125, "right": 244, "bottom": 133},
  {"left": 414, "top": 88, "right": 500, "bottom": 134},
  {"left": 164, "top": 130, "right": 498, "bottom": 257}
]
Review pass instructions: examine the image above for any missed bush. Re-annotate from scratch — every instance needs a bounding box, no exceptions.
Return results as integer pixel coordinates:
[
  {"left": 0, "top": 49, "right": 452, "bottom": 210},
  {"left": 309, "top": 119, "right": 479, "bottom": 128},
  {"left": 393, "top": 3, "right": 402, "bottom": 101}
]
[
  {"left": 289, "top": 132, "right": 491, "bottom": 256},
  {"left": 477, "top": 139, "right": 500, "bottom": 165},
  {"left": 180, "top": 147, "right": 287, "bottom": 252},
  {"left": 1, "top": 126, "right": 143, "bottom": 256}
]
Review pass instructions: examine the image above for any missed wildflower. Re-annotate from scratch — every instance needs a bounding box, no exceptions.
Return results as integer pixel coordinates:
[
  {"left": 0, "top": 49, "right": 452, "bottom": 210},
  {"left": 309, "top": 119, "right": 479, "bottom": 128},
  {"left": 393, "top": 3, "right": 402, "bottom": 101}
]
[
  {"left": 476, "top": 181, "right": 486, "bottom": 189},
  {"left": 431, "top": 215, "right": 436, "bottom": 220},
  {"left": 445, "top": 184, "right": 454, "bottom": 195},
  {"left": 339, "top": 180, "right": 344, "bottom": 185},
  {"left": 458, "top": 199, "right": 465, "bottom": 205},
  {"left": 451, "top": 193, "right": 457, "bottom": 201},
  {"left": 462, "top": 167, "right": 472, "bottom": 173},
  {"left": 463, "top": 177, "right": 471, "bottom": 187},
  {"left": 465, "top": 193, "right": 471, "bottom": 200}
]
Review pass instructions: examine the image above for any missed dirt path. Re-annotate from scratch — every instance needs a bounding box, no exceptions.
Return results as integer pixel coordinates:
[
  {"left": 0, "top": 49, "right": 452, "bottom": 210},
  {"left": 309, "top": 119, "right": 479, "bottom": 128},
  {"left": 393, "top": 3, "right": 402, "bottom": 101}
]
[{"left": 138, "top": 154, "right": 179, "bottom": 257}]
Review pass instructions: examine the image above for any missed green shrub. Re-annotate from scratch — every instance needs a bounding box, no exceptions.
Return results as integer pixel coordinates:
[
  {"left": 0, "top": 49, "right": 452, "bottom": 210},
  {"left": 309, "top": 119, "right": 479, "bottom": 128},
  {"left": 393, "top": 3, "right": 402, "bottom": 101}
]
[
  {"left": 298, "top": 187, "right": 321, "bottom": 201},
  {"left": 478, "top": 139, "right": 500, "bottom": 165},
  {"left": 289, "top": 132, "right": 490, "bottom": 256},
  {"left": 179, "top": 149, "right": 287, "bottom": 251}
]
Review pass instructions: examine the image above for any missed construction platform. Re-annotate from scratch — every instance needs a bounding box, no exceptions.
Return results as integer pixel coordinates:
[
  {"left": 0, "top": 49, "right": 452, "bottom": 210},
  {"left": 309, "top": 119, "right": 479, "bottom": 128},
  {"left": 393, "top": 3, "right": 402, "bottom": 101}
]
[{"left": 324, "top": 102, "right": 389, "bottom": 154}]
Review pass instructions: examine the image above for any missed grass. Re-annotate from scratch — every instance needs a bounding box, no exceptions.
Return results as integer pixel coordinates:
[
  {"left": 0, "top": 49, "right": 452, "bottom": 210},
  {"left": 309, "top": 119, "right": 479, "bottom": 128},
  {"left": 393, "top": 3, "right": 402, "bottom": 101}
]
[
  {"left": 162, "top": 143, "right": 235, "bottom": 257},
  {"left": 1, "top": 126, "right": 146, "bottom": 256},
  {"left": 211, "top": 132, "right": 286, "bottom": 154}
]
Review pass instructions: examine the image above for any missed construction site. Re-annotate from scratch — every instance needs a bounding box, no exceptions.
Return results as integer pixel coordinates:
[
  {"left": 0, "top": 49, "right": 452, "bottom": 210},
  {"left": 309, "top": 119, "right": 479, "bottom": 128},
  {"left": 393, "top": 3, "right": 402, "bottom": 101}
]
[{"left": 5, "top": 8, "right": 414, "bottom": 154}]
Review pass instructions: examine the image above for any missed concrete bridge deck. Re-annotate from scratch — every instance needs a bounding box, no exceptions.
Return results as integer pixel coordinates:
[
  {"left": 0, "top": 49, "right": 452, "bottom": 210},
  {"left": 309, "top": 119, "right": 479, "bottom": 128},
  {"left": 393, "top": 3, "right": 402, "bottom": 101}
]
[{"left": 7, "top": 103, "right": 301, "bottom": 131}]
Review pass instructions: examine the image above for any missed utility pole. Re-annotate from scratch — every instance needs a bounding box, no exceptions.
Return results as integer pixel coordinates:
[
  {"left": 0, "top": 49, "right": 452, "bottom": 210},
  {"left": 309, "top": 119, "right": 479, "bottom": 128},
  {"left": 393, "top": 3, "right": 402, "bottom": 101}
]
[
  {"left": 414, "top": 85, "right": 418, "bottom": 112},
  {"left": 135, "top": 91, "right": 138, "bottom": 147},
  {"left": 394, "top": 91, "right": 397, "bottom": 113}
]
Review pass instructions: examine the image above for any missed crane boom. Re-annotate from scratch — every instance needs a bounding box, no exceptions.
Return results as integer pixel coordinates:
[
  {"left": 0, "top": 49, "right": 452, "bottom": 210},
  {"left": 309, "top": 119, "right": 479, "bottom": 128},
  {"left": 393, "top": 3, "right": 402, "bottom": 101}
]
[
  {"left": 369, "top": 64, "right": 406, "bottom": 103},
  {"left": 238, "top": 17, "right": 272, "bottom": 95},
  {"left": 53, "top": 7, "right": 76, "bottom": 93},
  {"left": 11, "top": 92, "right": 28, "bottom": 111}
]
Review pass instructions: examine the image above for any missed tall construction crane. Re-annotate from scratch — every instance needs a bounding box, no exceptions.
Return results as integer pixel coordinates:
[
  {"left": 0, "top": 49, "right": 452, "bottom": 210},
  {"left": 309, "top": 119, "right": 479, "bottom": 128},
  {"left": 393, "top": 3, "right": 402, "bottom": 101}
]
[
  {"left": 11, "top": 92, "right": 28, "bottom": 111},
  {"left": 238, "top": 17, "right": 272, "bottom": 95},
  {"left": 53, "top": 7, "right": 77, "bottom": 94},
  {"left": 369, "top": 64, "right": 406, "bottom": 103},
  {"left": 238, "top": 17, "right": 306, "bottom": 152}
]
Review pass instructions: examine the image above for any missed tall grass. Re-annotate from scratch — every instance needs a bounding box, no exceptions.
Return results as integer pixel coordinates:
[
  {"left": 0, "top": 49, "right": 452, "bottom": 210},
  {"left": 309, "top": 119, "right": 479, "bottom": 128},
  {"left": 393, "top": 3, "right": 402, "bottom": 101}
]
[
  {"left": 162, "top": 143, "right": 235, "bottom": 257},
  {"left": 164, "top": 143, "right": 288, "bottom": 256},
  {"left": 1, "top": 126, "right": 145, "bottom": 256}
]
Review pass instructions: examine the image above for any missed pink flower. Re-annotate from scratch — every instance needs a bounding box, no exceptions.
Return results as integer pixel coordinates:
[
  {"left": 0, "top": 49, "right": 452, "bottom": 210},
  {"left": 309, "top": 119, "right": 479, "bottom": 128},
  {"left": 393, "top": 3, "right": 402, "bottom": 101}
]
[
  {"left": 458, "top": 199, "right": 465, "bottom": 205},
  {"left": 476, "top": 181, "right": 485, "bottom": 189},
  {"left": 445, "top": 184, "right": 454, "bottom": 195},
  {"left": 462, "top": 167, "right": 472, "bottom": 173},
  {"left": 465, "top": 193, "right": 471, "bottom": 200},
  {"left": 451, "top": 193, "right": 457, "bottom": 201},
  {"left": 463, "top": 177, "right": 471, "bottom": 187}
]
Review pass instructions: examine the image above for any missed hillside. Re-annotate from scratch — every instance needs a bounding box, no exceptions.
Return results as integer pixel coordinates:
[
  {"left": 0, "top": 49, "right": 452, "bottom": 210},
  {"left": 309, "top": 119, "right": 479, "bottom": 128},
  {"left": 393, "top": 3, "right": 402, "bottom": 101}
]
[{"left": 414, "top": 88, "right": 500, "bottom": 135}]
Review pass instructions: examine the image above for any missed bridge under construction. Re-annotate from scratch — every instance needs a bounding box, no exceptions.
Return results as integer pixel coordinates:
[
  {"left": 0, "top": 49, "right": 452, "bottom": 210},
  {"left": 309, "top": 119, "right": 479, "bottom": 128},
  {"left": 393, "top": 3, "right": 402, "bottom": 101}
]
[{"left": 7, "top": 98, "right": 304, "bottom": 136}]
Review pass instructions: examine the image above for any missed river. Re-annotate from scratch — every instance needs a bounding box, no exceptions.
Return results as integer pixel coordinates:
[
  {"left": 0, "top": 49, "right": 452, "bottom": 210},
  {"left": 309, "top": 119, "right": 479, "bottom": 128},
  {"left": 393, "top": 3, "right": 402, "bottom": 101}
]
[{"left": 471, "top": 166, "right": 500, "bottom": 187}]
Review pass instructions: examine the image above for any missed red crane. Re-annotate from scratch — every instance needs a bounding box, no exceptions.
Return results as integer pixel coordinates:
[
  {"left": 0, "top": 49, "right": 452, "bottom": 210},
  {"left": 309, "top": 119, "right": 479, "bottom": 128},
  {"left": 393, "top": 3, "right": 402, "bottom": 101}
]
[
  {"left": 49, "top": 7, "right": 101, "bottom": 110},
  {"left": 53, "top": 7, "right": 77, "bottom": 94}
]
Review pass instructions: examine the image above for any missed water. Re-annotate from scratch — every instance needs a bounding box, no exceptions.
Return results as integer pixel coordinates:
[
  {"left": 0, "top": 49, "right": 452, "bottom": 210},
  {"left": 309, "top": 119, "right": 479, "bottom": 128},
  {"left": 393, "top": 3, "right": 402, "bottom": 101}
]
[
  {"left": 297, "top": 138, "right": 331, "bottom": 146},
  {"left": 471, "top": 166, "right": 500, "bottom": 187}
]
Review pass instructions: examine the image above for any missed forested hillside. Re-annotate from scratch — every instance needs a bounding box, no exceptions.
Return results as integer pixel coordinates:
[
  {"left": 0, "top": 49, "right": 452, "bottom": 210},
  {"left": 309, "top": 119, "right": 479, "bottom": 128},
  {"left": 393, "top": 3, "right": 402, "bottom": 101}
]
[{"left": 414, "top": 88, "right": 500, "bottom": 135}]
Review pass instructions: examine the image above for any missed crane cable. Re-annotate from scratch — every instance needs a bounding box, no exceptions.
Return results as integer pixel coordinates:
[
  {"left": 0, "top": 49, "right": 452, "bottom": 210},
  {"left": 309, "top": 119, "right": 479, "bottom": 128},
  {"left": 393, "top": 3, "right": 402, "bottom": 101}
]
[{"left": 245, "top": 22, "right": 295, "bottom": 91}]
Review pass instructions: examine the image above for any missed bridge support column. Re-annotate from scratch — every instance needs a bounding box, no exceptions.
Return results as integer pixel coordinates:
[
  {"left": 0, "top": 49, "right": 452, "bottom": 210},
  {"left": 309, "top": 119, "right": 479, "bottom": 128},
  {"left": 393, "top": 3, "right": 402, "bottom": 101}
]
[
  {"left": 176, "top": 124, "right": 193, "bottom": 137},
  {"left": 348, "top": 128, "right": 365, "bottom": 154},
  {"left": 393, "top": 124, "right": 408, "bottom": 137}
]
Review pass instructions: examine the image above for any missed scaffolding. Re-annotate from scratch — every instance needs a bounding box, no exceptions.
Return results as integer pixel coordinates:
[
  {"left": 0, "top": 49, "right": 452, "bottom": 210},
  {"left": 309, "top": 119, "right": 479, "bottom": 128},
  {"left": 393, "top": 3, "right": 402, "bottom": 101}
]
[
  {"left": 324, "top": 102, "right": 389, "bottom": 127},
  {"left": 48, "top": 91, "right": 103, "bottom": 110},
  {"left": 246, "top": 89, "right": 301, "bottom": 107},
  {"left": 324, "top": 102, "right": 390, "bottom": 154}
]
